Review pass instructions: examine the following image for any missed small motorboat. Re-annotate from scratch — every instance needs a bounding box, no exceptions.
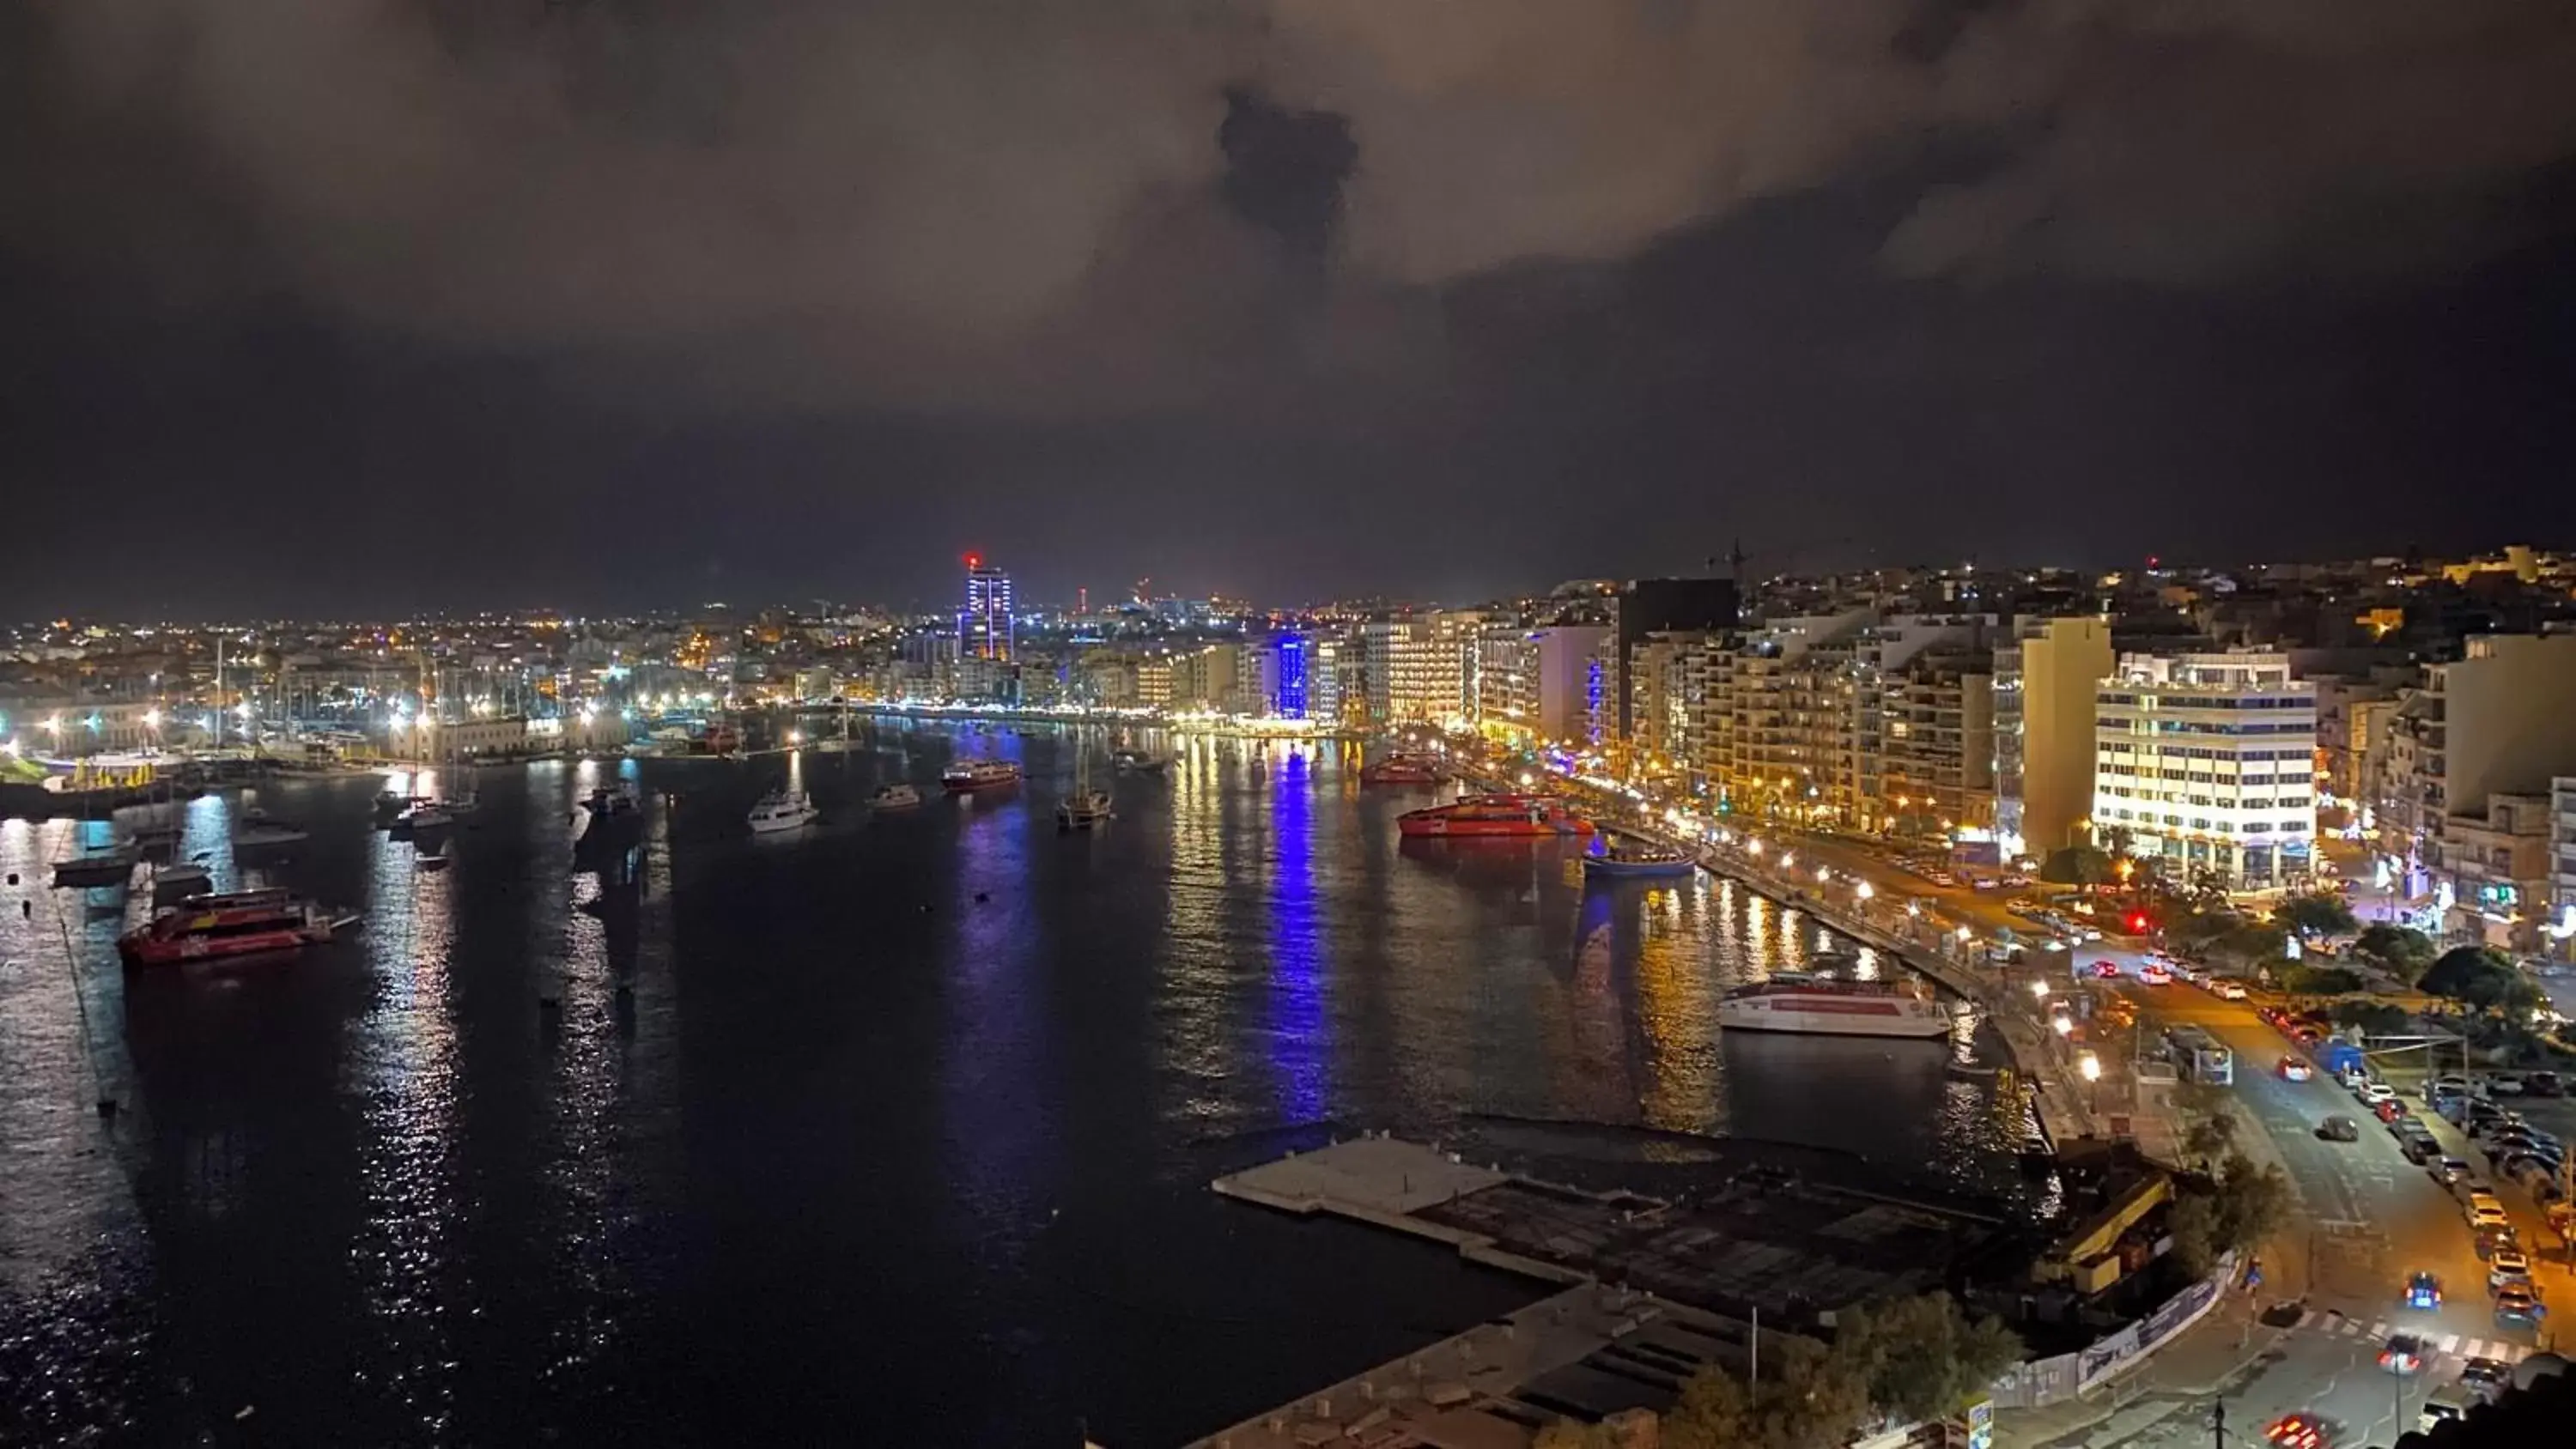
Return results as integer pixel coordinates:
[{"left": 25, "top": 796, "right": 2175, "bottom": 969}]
[
  {"left": 391, "top": 800, "right": 452, "bottom": 836},
  {"left": 417, "top": 848, "right": 452, "bottom": 873},
  {"left": 152, "top": 862, "right": 213, "bottom": 899},
  {"left": 870, "top": 782, "right": 923, "bottom": 811}
]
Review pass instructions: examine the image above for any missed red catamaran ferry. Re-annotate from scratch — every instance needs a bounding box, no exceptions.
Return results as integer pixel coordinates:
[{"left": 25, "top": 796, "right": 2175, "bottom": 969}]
[
  {"left": 118, "top": 888, "right": 338, "bottom": 967},
  {"left": 1396, "top": 793, "right": 1595, "bottom": 839}
]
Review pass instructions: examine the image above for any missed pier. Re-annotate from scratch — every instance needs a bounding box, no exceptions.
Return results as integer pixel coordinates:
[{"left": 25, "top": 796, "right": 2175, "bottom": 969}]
[{"left": 1192, "top": 1136, "right": 2025, "bottom": 1446}]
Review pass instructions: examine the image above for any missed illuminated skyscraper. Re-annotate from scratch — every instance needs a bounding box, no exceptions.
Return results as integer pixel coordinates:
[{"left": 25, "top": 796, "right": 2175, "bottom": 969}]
[
  {"left": 1275, "top": 634, "right": 1308, "bottom": 719},
  {"left": 959, "top": 554, "right": 1013, "bottom": 661}
]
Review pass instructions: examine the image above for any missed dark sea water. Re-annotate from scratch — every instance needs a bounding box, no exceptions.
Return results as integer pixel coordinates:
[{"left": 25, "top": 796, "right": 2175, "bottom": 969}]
[{"left": 0, "top": 722, "right": 2024, "bottom": 1446}]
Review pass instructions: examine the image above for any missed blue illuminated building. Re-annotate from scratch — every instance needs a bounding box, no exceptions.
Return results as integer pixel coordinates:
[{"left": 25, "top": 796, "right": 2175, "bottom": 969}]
[{"left": 1275, "top": 634, "right": 1308, "bottom": 719}]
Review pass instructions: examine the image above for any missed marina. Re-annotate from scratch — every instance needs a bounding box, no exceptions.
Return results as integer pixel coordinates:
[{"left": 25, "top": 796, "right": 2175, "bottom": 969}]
[{"left": 0, "top": 727, "right": 2031, "bottom": 1446}]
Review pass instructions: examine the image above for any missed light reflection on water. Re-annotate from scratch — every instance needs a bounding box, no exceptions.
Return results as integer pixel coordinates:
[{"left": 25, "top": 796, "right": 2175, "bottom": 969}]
[{"left": 0, "top": 726, "right": 2020, "bottom": 1446}]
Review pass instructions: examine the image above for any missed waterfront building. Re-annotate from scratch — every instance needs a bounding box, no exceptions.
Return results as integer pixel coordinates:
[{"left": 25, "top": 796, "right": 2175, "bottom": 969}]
[
  {"left": 1609, "top": 577, "right": 1739, "bottom": 743},
  {"left": 2093, "top": 650, "right": 2317, "bottom": 892},
  {"left": 2372, "top": 634, "right": 2576, "bottom": 931},
  {"left": 957, "top": 555, "right": 1013, "bottom": 662},
  {"left": 1874, "top": 652, "right": 1997, "bottom": 836},
  {"left": 2551, "top": 776, "right": 2576, "bottom": 961},
  {"left": 1473, "top": 624, "right": 1612, "bottom": 749},
  {"left": 1135, "top": 656, "right": 1173, "bottom": 710},
  {"left": 2009, "top": 615, "right": 2117, "bottom": 857},
  {"left": 1273, "top": 634, "right": 1308, "bottom": 719}
]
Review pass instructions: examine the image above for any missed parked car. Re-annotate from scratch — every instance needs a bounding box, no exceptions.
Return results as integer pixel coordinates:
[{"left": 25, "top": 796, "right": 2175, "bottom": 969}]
[
  {"left": 2493, "top": 1286, "right": 2546, "bottom": 1331},
  {"left": 2140, "top": 962, "right": 2172, "bottom": 985},
  {"left": 2400, "top": 1133, "right": 2441, "bottom": 1164},
  {"left": 2213, "top": 979, "right": 2250, "bottom": 1000},
  {"left": 2376, "top": 1099, "right": 2412, "bottom": 1125},
  {"left": 2524, "top": 1070, "right": 2564, "bottom": 1097},
  {"left": 2467, "top": 1194, "right": 2511, "bottom": 1230},
  {"left": 2458, "top": 1355, "right": 2513, "bottom": 1398},
  {"left": 2488, "top": 1076, "right": 2527, "bottom": 1096},
  {"left": 2360, "top": 1082, "right": 2397, "bottom": 1105},
  {"left": 2429, "top": 1156, "right": 2472, "bottom": 1185},
  {"left": 2280, "top": 1056, "right": 2314, "bottom": 1082},
  {"left": 2488, "top": 1247, "right": 2531, "bottom": 1289}
]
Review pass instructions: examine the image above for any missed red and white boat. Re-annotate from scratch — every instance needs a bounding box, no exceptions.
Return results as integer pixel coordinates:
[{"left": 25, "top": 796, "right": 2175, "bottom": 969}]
[
  {"left": 941, "top": 758, "right": 1024, "bottom": 793},
  {"left": 1396, "top": 793, "right": 1595, "bottom": 838},
  {"left": 1359, "top": 754, "right": 1443, "bottom": 785},
  {"left": 1717, "top": 972, "right": 1953, "bottom": 1040},
  {"left": 117, "top": 888, "right": 337, "bottom": 967}
]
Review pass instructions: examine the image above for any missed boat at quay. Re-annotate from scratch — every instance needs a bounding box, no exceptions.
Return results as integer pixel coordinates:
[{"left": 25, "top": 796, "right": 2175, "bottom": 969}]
[{"left": 1396, "top": 793, "right": 1594, "bottom": 838}]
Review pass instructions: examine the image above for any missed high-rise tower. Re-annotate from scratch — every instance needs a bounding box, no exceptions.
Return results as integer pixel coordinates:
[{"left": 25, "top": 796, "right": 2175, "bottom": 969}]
[{"left": 959, "top": 554, "right": 1013, "bottom": 661}]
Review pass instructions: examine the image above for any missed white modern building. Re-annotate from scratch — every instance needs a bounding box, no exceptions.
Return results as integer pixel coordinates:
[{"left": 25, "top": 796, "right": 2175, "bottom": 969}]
[{"left": 2092, "top": 651, "right": 2317, "bottom": 892}]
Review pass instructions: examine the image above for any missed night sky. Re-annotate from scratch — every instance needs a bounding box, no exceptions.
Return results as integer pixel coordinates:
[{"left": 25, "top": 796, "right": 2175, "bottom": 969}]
[{"left": 6, "top": 2, "right": 2576, "bottom": 617}]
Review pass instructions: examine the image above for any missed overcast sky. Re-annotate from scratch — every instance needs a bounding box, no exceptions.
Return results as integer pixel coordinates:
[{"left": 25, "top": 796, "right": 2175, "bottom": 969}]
[{"left": 6, "top": 1, "right": 2576, "bottom": 616}]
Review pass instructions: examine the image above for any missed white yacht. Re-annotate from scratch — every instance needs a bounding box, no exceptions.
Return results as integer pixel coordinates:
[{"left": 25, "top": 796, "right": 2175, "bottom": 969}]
[
  {"left": 747, "top": 787, "right": 821, "bottom": 834},
  {"left": 1716, "top": 969, "right": 1953, "bottom": 1040}
]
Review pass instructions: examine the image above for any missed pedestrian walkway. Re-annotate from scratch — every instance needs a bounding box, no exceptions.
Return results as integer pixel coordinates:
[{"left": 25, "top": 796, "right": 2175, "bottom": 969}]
[{"left": 2280, "top": 1307, "right": 2537, "bottom": 1371}]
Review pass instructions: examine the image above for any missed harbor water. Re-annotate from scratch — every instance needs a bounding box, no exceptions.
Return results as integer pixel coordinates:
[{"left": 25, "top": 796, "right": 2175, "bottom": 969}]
[{"left": 0, "top": 724, "right": 2026, "bottom": 1446}]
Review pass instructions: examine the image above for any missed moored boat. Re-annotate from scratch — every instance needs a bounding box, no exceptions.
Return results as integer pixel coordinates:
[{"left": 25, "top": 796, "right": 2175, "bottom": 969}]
[
  {"left": 747, "top": 787, "right": 821, "bottom": 834},
  {"left": 1359, "top": 754, "right": 1442, "bottom": 785},
  {"left": 1716, "top": 973, "right": 1952, "bottom": 1040},
  {"left": 1396, "top": 793, "right": 1594, "bottom": 839},
  {"left": 118, "top": 888, "right": 337, "bottom": 967},
  {"left": 389, "top": 800, "right": 449, "bottom": 836},
  {"left": 941, "top": 758, "right": 1023, "bottom": 793},
  {"left": 1110, "top": 749, "right": 1167, "bottom": 775},
  {"left": 1055, "top": 790, "right": 1114, "bottom": 830},
  {"left": 52, "top": 844, "right": 140, "bottom": 888},
  {"left": 871, "top": 782, "right": 923, "bottom": 810},
  {"left": 1583, "top": 841, "right": 1697, "bottom": 880}
]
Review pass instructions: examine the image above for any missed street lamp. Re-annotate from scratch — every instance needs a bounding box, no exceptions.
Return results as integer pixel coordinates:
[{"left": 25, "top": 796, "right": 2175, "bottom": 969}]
[
  {"left": 1855, "top": 881, "right": 1874, "bottom": 900},
  {"left": 1815, "top": 865, "right": 1831, "bottom": 883},
  {"left": 2031, "top": 979, "right": 2050, "bottom": 1001}
]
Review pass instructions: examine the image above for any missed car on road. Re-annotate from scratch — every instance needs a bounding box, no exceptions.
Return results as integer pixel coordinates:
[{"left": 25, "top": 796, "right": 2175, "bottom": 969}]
[
  {"left": 2488, "top": 1247, "right": 2530, "bottom": 1288},
  {"left": 2467, "top": 1194, "right": 2511, "bottom": 1230},
  {"left": 2318, "top": 1115, "right": 2362, "bottom": 1143},
  {"left": 2091, "top": 960, "right": 2120, "bottom": 979},
  {"left": 2493, "top": 1286, "right": 2546, "bottom": 1330},
  {"left": 2398, "top": 1131, "right": 2441, "bottom": 1164},
  {"left": 2140, "top": 962, "right": 2172, "bottom": 985},
  {"left": 2487, "top": 1075, "right": 2526, "bottom": 1096},
  {"left": 2375, "top": 1098, "right": 2412, "bottom": 1125},
  {"left": 2525, "top": 1070, "right": 2564, "bottom": 1097},
  {"left": 2431, "top": 1155, "right": 2472, "bottom": 1185},
  {"left": 2405, "top": 1271, "right": 2443, "bottom": 1309},
  {"left": 2418, "top": 1385, "right": 2478, "bottom": 1435},
  {"left": 2458, "top": 1355, "right": 2513, "bottom": 1395},
  {"left": 2212, "top": 979, "right": 2250, "bottom": 1000},
  {"left": 2279, "top": 1056, "right": 2313, "bottom": 1082},
  {"left": 2355, "top": 1079, "right": 2396, "bottom": 1103},
  {"left": 2379, "top": 1332, "right": 2427, "bottom": 1373},
  {"left": 2266, "top": 1413, "right": 2335, "bottom": 1449},
  {"left": 2474, "top": 1223, "right": 2518, "bottom": 1260}
]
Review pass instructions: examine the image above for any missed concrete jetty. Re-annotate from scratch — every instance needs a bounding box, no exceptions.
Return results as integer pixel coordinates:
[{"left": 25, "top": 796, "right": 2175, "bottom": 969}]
[{"left": 1192, "top": 1137, "right": 2020, "bottom": 1446}]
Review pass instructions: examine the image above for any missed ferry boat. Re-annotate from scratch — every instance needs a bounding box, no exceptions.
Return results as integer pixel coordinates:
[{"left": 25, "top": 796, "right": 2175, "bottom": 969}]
[
  {"left": 1358, "top": 754, "right": 1442, "bottom": 785},
  {"left": 870, "top": 782, "right": 923, "bottom": 810},
  {"left": 1396, "top": 794, "right": 1594, "bottom": 839},
  {"left": 1056, "top": 790, "right": 1114, "bottom": 831},
  {"left": 746, "top": 787, "right": 820, "bottom": 834},
  {"left": 941, "top": 759, "right": 1023, "bottom": 793},
  {"left": 118, "top": 888, "right": 337, "bottom": 967},
  {"left": 1716, "top": 972, "right": 1953, "bottom": 1040},
  {"left": 1583, "top": 841, "right": 1698, "bottom": 880}
]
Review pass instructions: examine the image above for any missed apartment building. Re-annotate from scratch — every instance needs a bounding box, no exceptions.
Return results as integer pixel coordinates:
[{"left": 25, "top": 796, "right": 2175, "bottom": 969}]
[
  {"left": 2093, "top": 651, "right": 2317, "bottom": 892},
  {"left": 2009, "top": 616, "right": 2117, "bottom": 856},
  {"left": 2372, "top": 633, "right": 2576, "bottom": 928},
  {"left": 1475, "top": 623, "right": 1613, "bottom": 749},
  {"left": 2551, "top": 777, "right": 2576, "bottom": 961}
]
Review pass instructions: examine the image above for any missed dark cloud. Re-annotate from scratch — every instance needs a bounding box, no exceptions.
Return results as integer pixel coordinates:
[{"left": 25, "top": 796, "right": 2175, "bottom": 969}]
[{"left": 5, "top": 3, "right": 2576, "bottom": 614}]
